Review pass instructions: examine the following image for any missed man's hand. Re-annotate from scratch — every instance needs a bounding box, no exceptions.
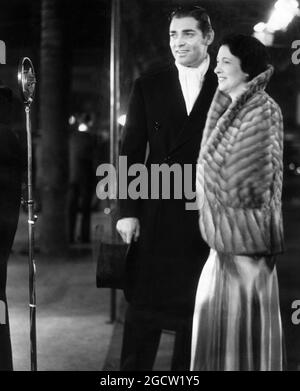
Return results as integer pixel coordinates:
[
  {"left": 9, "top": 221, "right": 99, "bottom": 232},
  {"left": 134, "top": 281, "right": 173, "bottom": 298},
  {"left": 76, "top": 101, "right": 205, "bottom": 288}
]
[{"left": 116, "top": 218, "right": 140, "bottom": 244}]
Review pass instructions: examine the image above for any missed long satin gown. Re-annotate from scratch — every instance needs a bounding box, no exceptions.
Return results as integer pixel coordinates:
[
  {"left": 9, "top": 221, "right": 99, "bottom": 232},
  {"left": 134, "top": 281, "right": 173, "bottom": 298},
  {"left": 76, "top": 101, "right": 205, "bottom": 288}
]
[{"left": 190, "top": 249, "right": 283, "bottom": 371}]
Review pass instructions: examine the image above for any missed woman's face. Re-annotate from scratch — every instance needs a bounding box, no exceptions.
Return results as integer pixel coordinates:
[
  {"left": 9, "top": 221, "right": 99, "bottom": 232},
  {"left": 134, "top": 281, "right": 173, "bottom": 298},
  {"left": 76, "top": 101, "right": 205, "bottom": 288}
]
[{"left": 215, "top": 45, "right": 248, "bottom": 97}]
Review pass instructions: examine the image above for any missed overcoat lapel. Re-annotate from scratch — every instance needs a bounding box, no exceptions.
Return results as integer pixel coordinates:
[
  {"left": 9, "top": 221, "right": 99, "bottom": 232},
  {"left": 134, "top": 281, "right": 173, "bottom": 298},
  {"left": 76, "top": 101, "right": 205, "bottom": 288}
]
[
  {"left": 159, "top": 66, "right": 187, "bottom": 135},
  {"left": 168, "top": 69, "right": 217, "bottom": 155},
  {"left": 166, "top": 66, "right": 187, "bottom": 119}
]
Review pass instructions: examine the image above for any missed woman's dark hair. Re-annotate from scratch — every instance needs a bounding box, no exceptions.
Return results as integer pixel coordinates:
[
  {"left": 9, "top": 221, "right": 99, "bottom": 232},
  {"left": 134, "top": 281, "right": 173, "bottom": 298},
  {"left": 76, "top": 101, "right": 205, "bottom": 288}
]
[
  {"left": 220, "top": 34, "right": 270, "bottom": 80},
  {"left": 169, "top": 5, "right": 213, "bottom": 37}
]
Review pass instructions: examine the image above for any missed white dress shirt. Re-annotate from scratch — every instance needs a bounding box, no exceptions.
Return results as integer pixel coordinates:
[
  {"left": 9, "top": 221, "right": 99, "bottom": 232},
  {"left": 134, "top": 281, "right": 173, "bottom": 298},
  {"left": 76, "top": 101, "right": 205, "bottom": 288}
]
[{"left": 175, "top": 56, "right": 210, "bottom": 115}]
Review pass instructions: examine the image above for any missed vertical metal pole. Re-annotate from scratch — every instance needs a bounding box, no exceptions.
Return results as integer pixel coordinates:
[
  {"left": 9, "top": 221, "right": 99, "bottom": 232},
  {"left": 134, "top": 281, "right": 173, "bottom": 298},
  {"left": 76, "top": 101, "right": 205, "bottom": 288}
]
[
  {"left": 109, "top": 0, "right": 121, "bottom": 323},
  {"left": 25, "top": 105, "right": 37, "bottom": 371},
  {"left": 110, "top": 0, "right": 120, "bottom": 200}
]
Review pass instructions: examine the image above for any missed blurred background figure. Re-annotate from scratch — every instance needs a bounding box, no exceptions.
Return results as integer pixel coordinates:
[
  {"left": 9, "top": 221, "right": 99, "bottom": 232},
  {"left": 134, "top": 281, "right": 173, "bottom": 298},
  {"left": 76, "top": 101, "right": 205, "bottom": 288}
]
[
  {"left": 68, "top": 113, "right": 96, "bottom": 244},
  {"left": 0, "top": 83, "right": 22, "bottom": 370}
]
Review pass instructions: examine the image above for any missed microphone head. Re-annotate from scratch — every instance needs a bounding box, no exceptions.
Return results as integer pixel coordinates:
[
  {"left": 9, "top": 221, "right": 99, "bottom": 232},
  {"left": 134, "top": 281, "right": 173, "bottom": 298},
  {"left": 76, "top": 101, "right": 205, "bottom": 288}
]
[{"left": 17, "top": 57, "right": 36, "bottom": 105}]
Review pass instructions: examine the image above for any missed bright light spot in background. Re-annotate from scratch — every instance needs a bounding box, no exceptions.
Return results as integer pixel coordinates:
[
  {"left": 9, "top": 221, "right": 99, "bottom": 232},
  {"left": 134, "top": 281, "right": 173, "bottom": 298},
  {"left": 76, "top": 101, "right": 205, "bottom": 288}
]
[
  {"left": 253, "top": 30, "right": 274, "bottom": 46},
  {"left": 78, "top": 123, "right": 88, "bottom": 132},
  {"left": 253, "top": 0, "right": 300, "bottom": 45},
  {"left": 268, "top": 0, "right": 299, "bottom": 32},
  {"left": 254, "top": 22, "right": 267, "bottom": 32},
  {"left": 118, "top": 114, "right": 127, "bottom": 127},
  {"left": 275, "top": 0, "right": 299, "bottom": 10},
  {"left": 69, "top": 115, "right": 76, "bottom": 125}
]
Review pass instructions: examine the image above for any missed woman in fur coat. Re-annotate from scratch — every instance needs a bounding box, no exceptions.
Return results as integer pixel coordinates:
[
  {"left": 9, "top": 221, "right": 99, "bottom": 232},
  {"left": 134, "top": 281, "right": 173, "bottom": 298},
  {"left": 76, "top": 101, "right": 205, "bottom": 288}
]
[{"left": 191, "top": 34, "right": 284, "bottom": 371}]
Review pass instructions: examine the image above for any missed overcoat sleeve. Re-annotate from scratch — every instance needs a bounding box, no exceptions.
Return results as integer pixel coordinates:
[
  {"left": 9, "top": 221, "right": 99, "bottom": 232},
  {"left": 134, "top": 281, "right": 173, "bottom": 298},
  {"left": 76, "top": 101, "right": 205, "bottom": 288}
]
[{"left": 118, "top": 78, "right": 148, "bottom": 218}]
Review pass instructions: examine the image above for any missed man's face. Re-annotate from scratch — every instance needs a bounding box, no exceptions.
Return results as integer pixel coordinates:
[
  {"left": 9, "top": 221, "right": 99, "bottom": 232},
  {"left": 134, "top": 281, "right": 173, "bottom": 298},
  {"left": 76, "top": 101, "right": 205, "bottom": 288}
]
[{"left": 169, "top": 16, "right": 213, "bottom": 68}]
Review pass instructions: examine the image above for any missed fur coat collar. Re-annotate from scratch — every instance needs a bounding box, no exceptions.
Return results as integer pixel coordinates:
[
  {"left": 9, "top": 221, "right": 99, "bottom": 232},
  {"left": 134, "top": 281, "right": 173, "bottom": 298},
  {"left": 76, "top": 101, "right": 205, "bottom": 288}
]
[{"left": 197, "top": 65, "right": 284, "bottom": 256}]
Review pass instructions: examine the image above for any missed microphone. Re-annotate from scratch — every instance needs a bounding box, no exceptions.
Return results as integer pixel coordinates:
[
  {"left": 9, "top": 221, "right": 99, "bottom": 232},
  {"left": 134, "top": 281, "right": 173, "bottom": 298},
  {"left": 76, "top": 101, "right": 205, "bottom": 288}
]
[
  {"left": 17, "top": 57, "right": 36, "bottom": 105},
  {"left": 17, "top": 56, "right": 38, "bottom": 371}
]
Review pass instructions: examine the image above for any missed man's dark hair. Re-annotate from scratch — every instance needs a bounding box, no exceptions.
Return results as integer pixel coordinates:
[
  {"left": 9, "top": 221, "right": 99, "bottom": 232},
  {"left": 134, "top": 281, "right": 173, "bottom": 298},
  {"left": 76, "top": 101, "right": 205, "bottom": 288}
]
[
  {"left": 169, "top": 5, "right": 213, "bottom": 37},
  {"left": 220, "top": 34, "right": 270, "bottom": 81}
]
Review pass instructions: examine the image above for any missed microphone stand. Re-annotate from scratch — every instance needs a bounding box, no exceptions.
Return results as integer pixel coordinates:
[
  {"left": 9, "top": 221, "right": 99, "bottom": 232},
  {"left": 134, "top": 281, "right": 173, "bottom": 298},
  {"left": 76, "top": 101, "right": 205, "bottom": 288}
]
[{"left": 18, "top": 57, "right": 37, "bottom": 371}]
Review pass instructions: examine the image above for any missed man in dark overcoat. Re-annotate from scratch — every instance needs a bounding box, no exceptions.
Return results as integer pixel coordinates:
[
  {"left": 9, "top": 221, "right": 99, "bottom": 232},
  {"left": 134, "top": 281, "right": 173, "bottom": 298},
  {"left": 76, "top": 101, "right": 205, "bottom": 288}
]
[
  {"left": 0, "top": 84, "right": 22, "bottom": 370},
  {"left": 116, "top": 5, "right": 217, "bottom": 370}
]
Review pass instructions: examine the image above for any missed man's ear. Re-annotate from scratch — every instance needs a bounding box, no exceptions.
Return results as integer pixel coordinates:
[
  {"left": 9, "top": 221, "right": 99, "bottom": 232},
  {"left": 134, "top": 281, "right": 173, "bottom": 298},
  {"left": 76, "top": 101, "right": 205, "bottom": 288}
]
[{"left": 205, "top": 30, "right": 214, "bottom": 46}]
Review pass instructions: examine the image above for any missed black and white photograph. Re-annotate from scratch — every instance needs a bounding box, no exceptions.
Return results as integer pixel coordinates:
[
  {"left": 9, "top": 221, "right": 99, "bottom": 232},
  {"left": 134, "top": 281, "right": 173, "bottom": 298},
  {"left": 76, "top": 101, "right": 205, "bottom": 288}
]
[{"left": 0, "top": 0, "right": 300, "bottom": 378}]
